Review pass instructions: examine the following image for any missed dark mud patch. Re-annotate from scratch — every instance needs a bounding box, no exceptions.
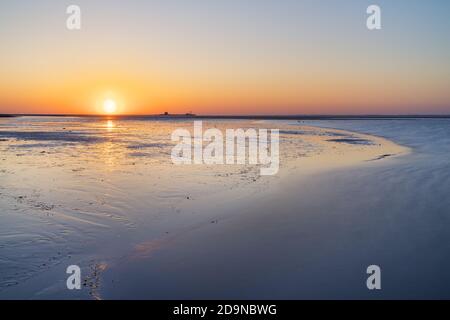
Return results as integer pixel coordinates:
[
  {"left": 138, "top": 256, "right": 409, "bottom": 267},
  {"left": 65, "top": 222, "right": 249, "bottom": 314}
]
[
  {"left": 327, "top": 138, "right": 375, "bottom": 145},
  {"left": 83, "top": 262, "right": 108, "bottom": 300},
  {"left": 367, "top": 154, "right": 395, "bottom": 161}
]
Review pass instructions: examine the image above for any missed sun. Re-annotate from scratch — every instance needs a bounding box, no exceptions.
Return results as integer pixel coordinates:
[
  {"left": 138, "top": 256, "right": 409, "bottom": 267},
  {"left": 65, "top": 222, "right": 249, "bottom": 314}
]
[{"left": 103, "top": 99, "right": 117, "bottom": 114}]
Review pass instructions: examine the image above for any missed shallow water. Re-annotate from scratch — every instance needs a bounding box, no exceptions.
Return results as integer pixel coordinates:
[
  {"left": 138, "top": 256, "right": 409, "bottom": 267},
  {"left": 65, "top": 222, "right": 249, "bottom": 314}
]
[
  {"left": 289, "top": 118, "right": 450, "bottom": 298},
  {"left": 0, "top": 116, "right": 446, "bottom": 299}
]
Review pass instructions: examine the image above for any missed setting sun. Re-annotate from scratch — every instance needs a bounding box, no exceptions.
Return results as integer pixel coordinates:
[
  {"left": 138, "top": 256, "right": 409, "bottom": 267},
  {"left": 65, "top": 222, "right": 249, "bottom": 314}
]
[{"left": 103, "top": 99, "right": 117, "bottom": 114}]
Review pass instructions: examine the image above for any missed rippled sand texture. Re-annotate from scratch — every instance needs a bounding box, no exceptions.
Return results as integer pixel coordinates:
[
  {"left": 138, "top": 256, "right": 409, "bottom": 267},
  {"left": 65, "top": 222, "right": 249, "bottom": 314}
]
[{"left": 0, "top": 117, "right": 407, "bottom": 299}]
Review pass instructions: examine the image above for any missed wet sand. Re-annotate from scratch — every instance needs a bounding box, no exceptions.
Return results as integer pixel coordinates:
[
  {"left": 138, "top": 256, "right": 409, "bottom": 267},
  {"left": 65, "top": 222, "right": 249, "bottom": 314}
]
[{"left": 0, "top": 117, "right": 411, "bottom": 299}]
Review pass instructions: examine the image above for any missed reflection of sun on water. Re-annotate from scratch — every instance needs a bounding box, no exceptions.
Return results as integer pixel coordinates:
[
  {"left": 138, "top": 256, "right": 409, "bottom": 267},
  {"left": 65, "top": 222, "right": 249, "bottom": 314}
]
[
  {"left": 106, "top": 120, "right": 115, "bottom": 130},
  {"left": 101, "top": 120, "right": 117, "bottom": 168},
  {"left": 100, "top": 141, "right": 117, "bottom": 168}
]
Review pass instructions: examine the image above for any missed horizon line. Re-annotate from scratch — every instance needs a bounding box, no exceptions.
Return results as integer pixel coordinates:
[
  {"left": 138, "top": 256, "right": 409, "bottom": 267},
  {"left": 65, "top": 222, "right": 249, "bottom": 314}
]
[{"left": 2, "top": 113, "right": 450, "bottom": 120}]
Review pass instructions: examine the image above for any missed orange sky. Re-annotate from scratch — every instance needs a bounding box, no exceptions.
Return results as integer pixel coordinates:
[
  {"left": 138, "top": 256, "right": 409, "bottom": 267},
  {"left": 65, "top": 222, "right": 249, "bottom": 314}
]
[{"left": 1, "top": 1, "right": 449, "bottom": 115}]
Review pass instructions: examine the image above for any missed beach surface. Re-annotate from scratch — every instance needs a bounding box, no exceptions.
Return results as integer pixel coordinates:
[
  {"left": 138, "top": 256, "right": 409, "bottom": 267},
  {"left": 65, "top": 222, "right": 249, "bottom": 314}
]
[{"left": 4, "top": 117, "right": 450, "bottom": 299}]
